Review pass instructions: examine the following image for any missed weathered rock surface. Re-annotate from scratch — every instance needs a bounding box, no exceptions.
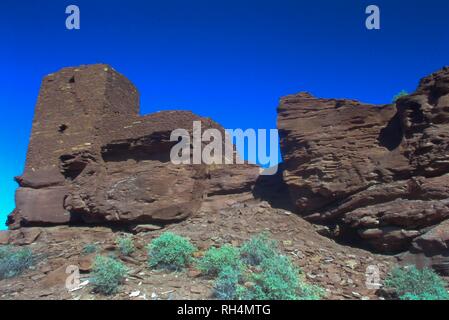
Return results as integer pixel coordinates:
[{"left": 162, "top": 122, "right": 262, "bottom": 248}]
[
  {"left": 278, "top": 67, "right": 449, "bottom": 260},
  {"left": 8, "top": 64, "right": 258, "bottom": 228},
  {"left": 8, "top": 63, "right": 449, "bottom": 274},
  {"left": 400, "top": 219, "right": 449, "bottom": 276}
]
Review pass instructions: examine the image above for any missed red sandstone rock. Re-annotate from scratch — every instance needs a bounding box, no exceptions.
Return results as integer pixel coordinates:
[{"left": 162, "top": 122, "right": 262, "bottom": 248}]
[
  {"left": 78, "top": 254, "right": 96, "bottom": 272},
  {"left": 8, "top": 64, "right": 258, "bottom": 228},
  {"left": 9, "top": 63, "right": 449, "bottom": 271},
  {"left": 278, "top": 67, "right": 449, "bottom": 255},
  {"left": 0, "top": 231, "right": 10, "bottom": 245}
]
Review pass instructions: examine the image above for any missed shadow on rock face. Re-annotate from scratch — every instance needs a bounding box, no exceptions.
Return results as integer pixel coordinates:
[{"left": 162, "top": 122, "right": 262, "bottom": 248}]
[
  {"left": 252, "top": 163, "right": 295, "bottom": 212},
  {"left": 378, "top": 111, "right": 403, "bottom": 151}
]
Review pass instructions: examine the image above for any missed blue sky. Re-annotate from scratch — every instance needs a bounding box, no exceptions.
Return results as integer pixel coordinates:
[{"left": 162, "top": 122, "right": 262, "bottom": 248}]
[{"left": 1, "top": 0, "right": 449, "bottom": 229}]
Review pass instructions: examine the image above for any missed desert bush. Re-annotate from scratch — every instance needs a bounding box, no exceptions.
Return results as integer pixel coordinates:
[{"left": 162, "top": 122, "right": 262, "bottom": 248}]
[
  {"left": 116, "top": 235, "right": 135, "bottom": 256},
  {"left": 82, "top": 243, "right": 98, "bottom": 255},
  {"left": 197, "top": 244, "right": 242, "bottom": 276},
  {"left": 147, "top": 232, "right": 196, "bottom": 271},
  {"left": 393, "top": 90, "right": 408, "bottom": 102},
  {"left": 214, "top": 266, "right": 243, "bottom": 300},
  {"left": 91, "top": 255, "right": 128, "bottom": 295},
  {"left": 210, "top": 238, "right": 324, "bottom": 300},
  {"left": 237, "top": 254, "right": 314, "bottom": 300},
  {"left": 385, "top": 265, "right": 449, "bottom": 300},
  {"left": 0, "top": 246, "right": 34, "bottom": 279},
  {"left": 240, "top": 233, "right": 278, "bottom": 266}
]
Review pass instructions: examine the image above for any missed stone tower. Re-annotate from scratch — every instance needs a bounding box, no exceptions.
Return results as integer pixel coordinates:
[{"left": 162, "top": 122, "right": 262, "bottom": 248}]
[
  {"left": 8, "top": 64, "right": 259, "bottom": 228},
  {"left": 10, "top": 64, "right": 140, "bottom": 227}
]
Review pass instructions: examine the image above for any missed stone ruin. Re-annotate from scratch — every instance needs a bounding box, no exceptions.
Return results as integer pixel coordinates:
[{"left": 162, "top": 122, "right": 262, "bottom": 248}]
[
  {"left": 8, "top": 64, "right": 258, "bottom": 229},
  {"left": 8, "top": 64, "right": 449, "bottom": 272}
]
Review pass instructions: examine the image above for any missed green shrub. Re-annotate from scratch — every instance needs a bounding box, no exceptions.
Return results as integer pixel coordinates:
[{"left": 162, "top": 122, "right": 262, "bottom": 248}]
[
  {"left": 91, "top": 255, "right": 128, "bottom": 295},
  {"left": 213, "top": 266, "right": 243, "bottom": 300},
  {"left": 211, "top": 243, "right": 324, "bottom": 300},
  {"left": 147, "top": 232, "right": 196, "bottom": 271},
  {"left": 237, "top": 254, "right": 303, "bottom": 300},
  {"left": 0, "top": 246, "right": 34, "bottom": 279},
  {"left": 82, "top": 243, "right": 98, "bottom": 255},
  {"left": 385, "top": 265, "right": 449, "bottom": 300},
  {"left": 116, "top": 235, "right": 135, "bottom": 256},
  {"left": 240, "top": 233, "right": 278, "bottom": 266},
  {"left": 197, "top": 244, "right": 242, "bottom": 276},
  {"left": 393, "top": 90, "right": 408, "bottom": 102}
]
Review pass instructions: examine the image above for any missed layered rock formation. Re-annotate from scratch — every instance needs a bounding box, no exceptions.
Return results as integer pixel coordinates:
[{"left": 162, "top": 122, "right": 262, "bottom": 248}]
[
  {"left": 8, "top": 64, "right": 258, "bottom": 229},
  {"left": 8, "top": 64, "right": 449, "bottom": 274},
  {"left": 278, "top": 67, "right": 449, "bottom": 263}
]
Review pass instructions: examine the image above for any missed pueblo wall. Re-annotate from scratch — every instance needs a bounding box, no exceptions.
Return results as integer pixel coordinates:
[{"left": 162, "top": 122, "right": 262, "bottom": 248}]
[{"left": 8, "top": 64, "right": 258, "bottom": 228}]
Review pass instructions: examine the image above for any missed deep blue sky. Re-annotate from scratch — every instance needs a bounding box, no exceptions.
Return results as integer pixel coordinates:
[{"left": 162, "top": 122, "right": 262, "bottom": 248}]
[{"left": 1, "top": 0, "right": 449, "bottom": 229}]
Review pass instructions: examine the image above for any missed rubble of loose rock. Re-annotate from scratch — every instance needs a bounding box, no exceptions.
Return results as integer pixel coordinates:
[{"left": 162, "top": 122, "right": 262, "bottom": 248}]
[{"left": 0, "top": 198, "right": 396, "bottom": 300}]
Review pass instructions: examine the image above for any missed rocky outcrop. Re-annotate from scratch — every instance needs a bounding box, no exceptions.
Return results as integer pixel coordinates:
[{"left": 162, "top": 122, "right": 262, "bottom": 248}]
[
  {"left": 400, "top": 219, "right": 449, "bottom": 275},
  {"left": 278, "top": 67, "right": 449, "bottom": 260},
  {"left": 8, "top": 64, "right": 258, "bottom": 228},
  {"left": 8, "top": 63, "right": 449, "bottom": 274}
]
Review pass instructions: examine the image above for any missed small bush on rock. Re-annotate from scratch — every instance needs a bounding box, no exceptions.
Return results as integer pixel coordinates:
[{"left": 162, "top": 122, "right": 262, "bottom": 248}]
[
  {"left": 197, "top": 244, "right": 242, "bottom": 276},
  {"left": 240, "top": 233, "right": 278, "bottom": 266},
  {"left": 147, "top": 232, "right": 196, "bottom": 271},
  {"left": 237, "top": 254, "right": 323, "bottom": 300},
  {"left": 0, "top": 246, "right": 34, "bottom": 279},
  {"left": 385, "top": 265, "right": 449, "bottom": 300},
  {"left": 82, "top": 243, "right": 98, "bottom": 255},
  {"left": 91, "top": 255, "right": 128, "bottom": 295},
  {"left": 116, "top": 235, "right": 135, "bottom": 256},
  {"left": 210, "top": 235, "right": 325, "bottom": 300},
  {"left": 393, "top": 90, "right": 408, "bottom": 102}
]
